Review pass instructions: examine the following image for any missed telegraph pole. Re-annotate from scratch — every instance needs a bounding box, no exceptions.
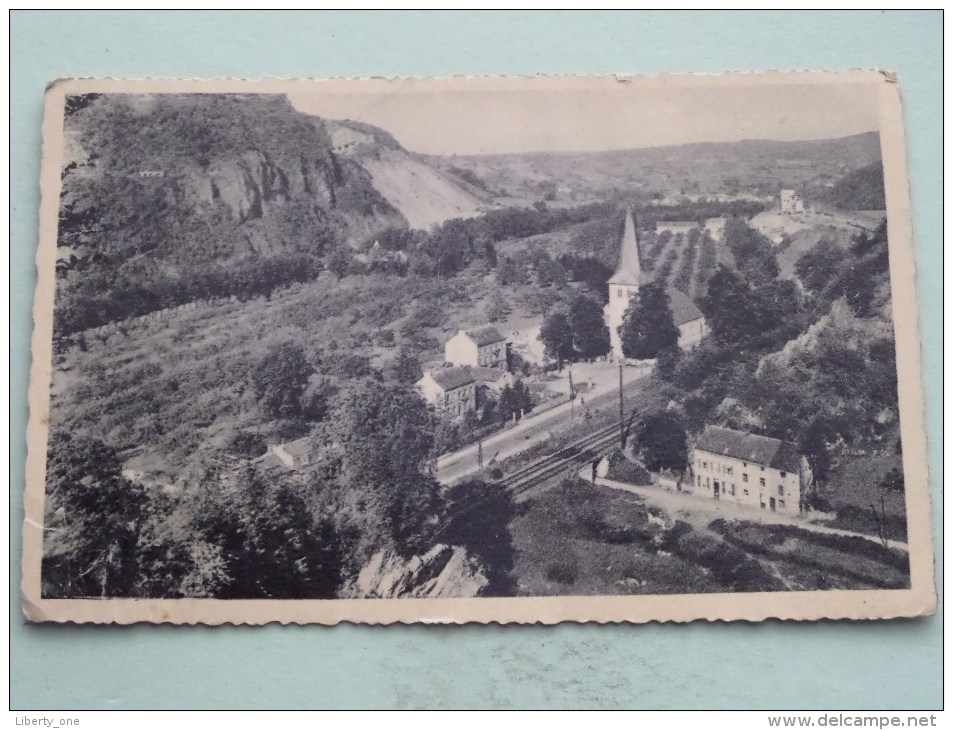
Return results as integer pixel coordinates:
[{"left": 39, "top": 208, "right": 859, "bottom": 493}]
[
  {"left": 618, "top": 361, "right": 626, "bottom": 450},
  {"left": 568, "top": 367, "right": 574, "bottom": 422}
]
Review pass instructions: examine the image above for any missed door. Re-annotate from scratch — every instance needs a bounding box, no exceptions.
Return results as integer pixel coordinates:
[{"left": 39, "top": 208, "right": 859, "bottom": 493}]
[
  {"left": 713, "top": 481, "right": 720, "bottom": 499},
  {"left": 769, "top": 497, "right": 776, "bottom": 511}
]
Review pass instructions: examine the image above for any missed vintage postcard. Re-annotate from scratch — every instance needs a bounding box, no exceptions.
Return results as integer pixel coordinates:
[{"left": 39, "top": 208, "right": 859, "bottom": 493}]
[{"left": 23, "top": 72, "right": 935, "bottom": 624}]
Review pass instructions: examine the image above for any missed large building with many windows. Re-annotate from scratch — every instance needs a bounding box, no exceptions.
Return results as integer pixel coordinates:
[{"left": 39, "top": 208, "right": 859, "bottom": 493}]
[{"left": 690, "top": 426, "right": 805, "bottom": 516}]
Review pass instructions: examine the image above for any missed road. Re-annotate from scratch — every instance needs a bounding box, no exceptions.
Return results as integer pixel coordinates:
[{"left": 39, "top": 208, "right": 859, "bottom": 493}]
[
  {"left": 588, "top": 473, "right": 909, "bottom": 552},
  {"left": 435, "top": 362, "right": 651, "bottom": 485}
]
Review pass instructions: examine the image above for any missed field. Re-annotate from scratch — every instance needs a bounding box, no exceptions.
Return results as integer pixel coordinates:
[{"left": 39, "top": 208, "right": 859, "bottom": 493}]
[{"left": 507, "top": 479, "right": 910, "bottom": 596}]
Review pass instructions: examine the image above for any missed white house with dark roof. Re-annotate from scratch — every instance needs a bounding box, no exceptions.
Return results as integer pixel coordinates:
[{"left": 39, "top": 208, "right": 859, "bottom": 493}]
[
  {"left": 262, "top": 437, "right": 312, "bottom": 470},
  {"left": 444, "top": 326, "right": 507, "bottom": 369},
  {"left": 690, "top": 426, "right": 807, "bottom": 515},
  {"left": 604, "top": 208, "right": 708, "bottom": 360},
  {"left": 415, "top": 367, "right": 477, "bottom": 420}
]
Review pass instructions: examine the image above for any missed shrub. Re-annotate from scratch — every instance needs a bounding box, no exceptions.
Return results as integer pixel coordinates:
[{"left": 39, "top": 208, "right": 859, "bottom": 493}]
[
  {"left": 546, "top": 561, "right": 578, "bottom": 585},
  {"left": 606, "top": 450, "right": 652, "bottom": 485}
]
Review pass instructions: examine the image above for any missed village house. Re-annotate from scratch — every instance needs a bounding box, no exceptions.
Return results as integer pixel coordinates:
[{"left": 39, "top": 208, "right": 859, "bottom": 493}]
[
  {"left": 415, "top": 367, "right": 477, "bottom": 420},
  {"left": 780, "top": 189, "right": 805, "bottom": 214},
  {"left": 689, "top": 426, "right": 806, "bottom": 515},
  {"left": 604, "top": 208, "right": 708, "bottom": 361},
  {"left": 263, "top": 437, "right": 312, "bottom": 470},
  {"left": 444, "top": 326, "right": 508, "bottom": 369},
  {"left": 655, "top": 220, "right": 698, "bottom": 237}
]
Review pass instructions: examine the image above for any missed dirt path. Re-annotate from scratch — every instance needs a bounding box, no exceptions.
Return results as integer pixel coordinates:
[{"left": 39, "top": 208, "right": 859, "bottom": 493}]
[{"left": 585, "top": 473, "right": 909, "bottom": 552}]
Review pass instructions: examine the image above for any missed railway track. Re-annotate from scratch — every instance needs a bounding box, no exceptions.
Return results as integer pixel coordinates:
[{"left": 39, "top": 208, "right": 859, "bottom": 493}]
[{"left": 499, "top": 422, "right": 623, "bottom": 497}]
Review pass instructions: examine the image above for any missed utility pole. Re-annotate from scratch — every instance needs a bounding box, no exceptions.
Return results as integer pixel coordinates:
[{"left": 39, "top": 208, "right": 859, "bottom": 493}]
[
  {"left": 477, "top": 438, "right": 484, "bottom": 470},
  {"left": 618, "top": 361, "right": 626, "bottom": 450},
  {"left": 568, "top": 367, "right": 574, "bottom": 422}
]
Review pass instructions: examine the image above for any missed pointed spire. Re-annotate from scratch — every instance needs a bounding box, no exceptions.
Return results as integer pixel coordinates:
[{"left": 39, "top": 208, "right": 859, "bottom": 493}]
[{"left": 608, "top": 207, "right": 649, "bottom": 287}]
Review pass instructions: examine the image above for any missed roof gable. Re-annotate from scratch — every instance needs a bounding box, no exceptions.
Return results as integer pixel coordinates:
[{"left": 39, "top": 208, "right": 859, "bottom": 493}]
[
  {"left": 666, "top": 288, "right": 705, "bottom": 326},
  {"left": 695, "top": 426, "right": 800, "bottom": 472},
  {"left": 429, "top": 367, "right": 475, "bottom": 391},
  {"left": 466, "top": 326, "right": 505, "bottom": 347}
]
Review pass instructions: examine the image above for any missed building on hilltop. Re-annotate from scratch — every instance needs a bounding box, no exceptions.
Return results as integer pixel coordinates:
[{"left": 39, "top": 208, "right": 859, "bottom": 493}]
[
  {"left": 262, "top": 437, "right": 312, "bottom": 470},
  {"left": 690, "top": 426, "right": 808, "bottom": 515},
  {"left": 603, "top": 208, "right": 708, "bottom": 361},
  {"left": 415, "top": 367, "right": 477, "bottom": 420},
  {"left": 780, "top": 189, "right": 805, "bottom": 214},
  {"left": 445, "top": 326, "right": 507, "bottom": 369}
]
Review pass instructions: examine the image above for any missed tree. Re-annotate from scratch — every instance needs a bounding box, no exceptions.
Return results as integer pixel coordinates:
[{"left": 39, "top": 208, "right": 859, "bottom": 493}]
[
  {"left": 633, "top": 412, "right": 688, "bottom": 474},
  {"left": 42, "top": 433, "right": 148, "bottom": 598},
  {"left": 869, "top": 467, "right": 904, "bottom": 547},
  {"left": 498, "top": 379, "right": 534, "bottom": 422},
  {"left": 795, "top": 238, "right": 844, "bottom": 293},
  {"left": 701, "top": 265, "right": 758, "bottom": 347},
  {"left": 539, "top": 312, "right": 575, "bottom": 369},
  {"left": 250, "top": 342, "right": 315, "bottom": 421},
  {"left": 485, "top": 294, "right": 511, "bottom": 323},
  {"left": 178, "top": 467, "right": 344, "bottom": 598},
  {"left": 536, "top": 258, "right": 567, "bottom": 288},
  {"left": 619, "top": 283, "right": 679, "bottom": 359},
  {"left": 330, "top": 380, "right": 444, "bottom": 556},
  {"left": 496, "top": 257, "right": 529, "bottom": 286},
  {"left": 441, "top": 480, "right": 516, "bottom": 596},
  {"left": 568, "top": 294, "right": 610, "bottom": 360},
  {"left": 390, "top": 348, "right": 422, "bottom": 385}
]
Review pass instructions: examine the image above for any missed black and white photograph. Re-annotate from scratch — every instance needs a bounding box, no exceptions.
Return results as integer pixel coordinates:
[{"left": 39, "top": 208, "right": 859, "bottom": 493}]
[{"left": 22, "top": 73, "right": 934, "bottom": 624}]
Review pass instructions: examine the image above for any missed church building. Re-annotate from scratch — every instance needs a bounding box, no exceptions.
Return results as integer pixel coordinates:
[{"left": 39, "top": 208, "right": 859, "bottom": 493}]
[{"left": 603, "top": 208, "right": 708, "bottom": 361}]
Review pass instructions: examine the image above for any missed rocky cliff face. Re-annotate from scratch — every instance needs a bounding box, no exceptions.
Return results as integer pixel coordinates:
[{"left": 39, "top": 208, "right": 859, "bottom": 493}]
[{"left": 341, "top": 544, "right": 489, "bottom": 599}]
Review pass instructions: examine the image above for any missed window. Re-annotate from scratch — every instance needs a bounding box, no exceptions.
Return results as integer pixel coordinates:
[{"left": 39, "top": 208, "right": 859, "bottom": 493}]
[
  {"left": 743, "top": 489, "right": 749, "bottom": 496},
  {"left": 617, "top": 289, "right": 624, "bottom": 298},
  {"left": 759, "top": 478, "right": 766, "bottom": 487},
  {"left": 780, "top": 471, "right": 786, "bottom": 478},
  {"left": 697, "top": 475, "right": 701, "bottom": 487},
  {"left": 742, "top": 473, "right": 748, "bottom": 483},
  {"left": 778, "top": 500, "right": 786, "bottom": 510},
  {"left": 725, "top": 466, "right": 733, "bottom": 475},
  {"left": 778, "top": 485, "right": 784, "bottom": 496},
  {"left": 729, "top": 484, "right": 735, "bottom": 496}
]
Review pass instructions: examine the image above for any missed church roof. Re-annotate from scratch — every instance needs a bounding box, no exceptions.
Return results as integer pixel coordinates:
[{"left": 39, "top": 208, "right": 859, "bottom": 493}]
[
  {"left": 695, "top": 426, "right": 801, "bottom": 473},
  {"left": 666, "top": 288, "right": 705, "bottom": 326},
  {"left": 608, "top": 208, "right": 653, "bottom": 287}
]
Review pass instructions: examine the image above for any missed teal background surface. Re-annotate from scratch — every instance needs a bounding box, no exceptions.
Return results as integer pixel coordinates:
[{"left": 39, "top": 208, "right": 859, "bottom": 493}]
[{"left": 10, "top": 10, "right": 942, "bottom": 710}]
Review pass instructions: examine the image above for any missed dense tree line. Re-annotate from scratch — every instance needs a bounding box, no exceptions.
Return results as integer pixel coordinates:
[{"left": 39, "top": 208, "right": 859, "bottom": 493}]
[{"left": 723, "top": 217, "right": 780, "bottom": 281}]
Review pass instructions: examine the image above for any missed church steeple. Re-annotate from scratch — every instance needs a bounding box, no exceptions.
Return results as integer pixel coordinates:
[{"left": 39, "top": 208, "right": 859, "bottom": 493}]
[{"left": 608, "top": 207, "right": 650, "bottom": 287}]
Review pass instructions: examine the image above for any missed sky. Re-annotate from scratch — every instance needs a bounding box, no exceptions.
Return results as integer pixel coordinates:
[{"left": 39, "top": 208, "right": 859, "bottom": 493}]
[{"left": 288, "top": 75, "right": 882, "bottom": 156}]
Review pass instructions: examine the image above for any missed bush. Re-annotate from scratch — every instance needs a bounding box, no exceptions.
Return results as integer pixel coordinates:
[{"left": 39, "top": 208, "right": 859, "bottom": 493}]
[
  {"left": 546, "top": 562, "right": 577, "bottom": 585},
  {"left": 605, "top": 450, "right": 652, "bottom": 485}
]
